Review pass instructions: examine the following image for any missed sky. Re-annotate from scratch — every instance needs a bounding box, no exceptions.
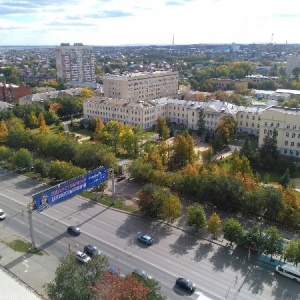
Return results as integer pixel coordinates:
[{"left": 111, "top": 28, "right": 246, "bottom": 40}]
[{"left": 0, "top": 0, "right": 300, "bottom": 46}]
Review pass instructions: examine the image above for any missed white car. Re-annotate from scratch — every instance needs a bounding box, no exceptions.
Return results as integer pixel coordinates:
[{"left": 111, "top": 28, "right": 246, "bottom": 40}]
[
  {"left": 75, "top": 251, "right": 91, "bottom": 263},
  {"left": 0, "top": 209, "right": 6, "bottom": 220}
]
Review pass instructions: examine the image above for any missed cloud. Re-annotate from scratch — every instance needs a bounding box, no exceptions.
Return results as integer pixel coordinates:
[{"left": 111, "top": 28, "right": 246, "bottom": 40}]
[
  {"left": 165, "top": 1, "right": 185, "bottom": 5},
  {"left": 85, "top": 10, "right": 134, "bottom": 18},
  {"left": 274, "top": 13, "right": 300, "bottom": 18}
]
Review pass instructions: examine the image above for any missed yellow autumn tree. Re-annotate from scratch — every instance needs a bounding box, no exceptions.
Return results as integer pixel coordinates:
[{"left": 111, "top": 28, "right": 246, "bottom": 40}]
[
  {"left": 206, "top": 212, "right": 222, "bottom": 238},
  {"left": 280, "top": 187, "right": 300, "bottom": 224},
  {"left": 93, "top": 118, "right": 104, "bottom": 141},
  {"left": 39, "top": 115, "right": 49, "bottom": 135},
  {"left": 0, "top": 120, "right": 8, "bottom": 143}
]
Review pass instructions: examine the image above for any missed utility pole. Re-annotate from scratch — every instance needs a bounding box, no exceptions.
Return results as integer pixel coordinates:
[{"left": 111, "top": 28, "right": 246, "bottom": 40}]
[
  {"left": 27, "top": 202, "right": 36, "bottom": 251},
  {"left": 111, "top": 168, "right": 116, "bottom": 204}
]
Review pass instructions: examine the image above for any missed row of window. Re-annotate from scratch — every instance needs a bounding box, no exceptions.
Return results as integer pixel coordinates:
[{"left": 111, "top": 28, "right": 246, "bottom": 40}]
[
  {"left": 284, "top": 141, "right": 300, "bottom": 147},
  {"left": 283, "top": 149, "right": 300, "bottom": 156},
  {"left": 240, "top": 122, "right": 259, "bottom": 128},
  {"left": 240, "top": 115, "right": 260, "bottom": 120}
]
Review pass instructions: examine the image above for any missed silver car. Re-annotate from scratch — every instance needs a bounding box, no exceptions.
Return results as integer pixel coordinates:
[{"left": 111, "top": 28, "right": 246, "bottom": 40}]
[{"left": 0, "top": 209, "right": 6, "bottom": 220}]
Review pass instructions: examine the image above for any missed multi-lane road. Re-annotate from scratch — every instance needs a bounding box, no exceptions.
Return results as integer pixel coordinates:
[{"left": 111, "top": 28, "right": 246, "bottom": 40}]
[{"left": 0, "top": 169, "right": 299, "bottom": 300}]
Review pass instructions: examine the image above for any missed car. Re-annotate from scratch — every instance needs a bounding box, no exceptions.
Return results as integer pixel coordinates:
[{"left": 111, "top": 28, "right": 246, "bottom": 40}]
[
  {"left": 67, "top": 226, "right": 81, "bottom": 236},
  {"left": 84, "top": 244, "right": 101, "bottom": 257},
  {"left": 132, "top": 268, "right": 152, "bottom": 280},
  {"left": 137, "top": 234, "right": 153, "bottom": 246},
  {"left": 109, "top": 267, "right": 125, "bottom": 279},
  {"left": 116, "top": 175, "right": 126, "bottom": 182},
  {"left": 75, "top": 251, "right": 91, "bottom": 263},
  {"left": 0, "top": 209, "right": 6, "bottom": 220},
  {"left": 175, "top": 277, "right": 196, "bottom": 293}
]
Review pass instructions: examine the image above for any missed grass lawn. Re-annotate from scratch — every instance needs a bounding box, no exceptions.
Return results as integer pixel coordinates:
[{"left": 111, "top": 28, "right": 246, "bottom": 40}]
[
  {"left": 31, "top": 124, "right": 63, "bottom": 138},
  {"left": 80, "top": 191, "right": 139, "bottom": 214},
  {"left": 4, "top": 239, "right": 43, "bottom": 255}
]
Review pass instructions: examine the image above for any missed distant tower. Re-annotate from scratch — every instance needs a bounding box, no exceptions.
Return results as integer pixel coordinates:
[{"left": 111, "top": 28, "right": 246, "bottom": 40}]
[{"left": 172, "top": 34, "right": 174, "bottom": 46}]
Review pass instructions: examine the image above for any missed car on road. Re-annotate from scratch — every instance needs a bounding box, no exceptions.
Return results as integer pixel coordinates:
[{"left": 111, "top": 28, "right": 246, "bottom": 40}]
[
  {"left": 0, "top": 209, "right": 6, "bottom": 220},
  {"left": 67, "top": 226, "right": 81, "bottom": 236},
  {"left": 75, "top": 251, "right": 91, "bottom": 263},
  {"left": 84, "top": 244, "right": 101, "bottom": 257},
  {"left": 132, "top": 268, "right": 152, "bottom": 280},
  {"left": 175, "top": 277, "right": 196, "bottom": 293},
  {"left": 137, "top": 234, "right": 153, "bottom": 246}
]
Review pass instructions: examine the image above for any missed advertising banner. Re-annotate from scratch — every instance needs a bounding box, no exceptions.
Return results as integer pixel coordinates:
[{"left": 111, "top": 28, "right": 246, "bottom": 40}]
[{"left": 33, "top": 167, "right": 108, "bottom": 212}]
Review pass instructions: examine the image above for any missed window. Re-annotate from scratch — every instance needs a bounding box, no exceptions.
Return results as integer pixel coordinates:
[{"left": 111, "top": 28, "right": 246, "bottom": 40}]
[
  {"left": 246, "top": 122, "right": 248, "bottom": 127},
  {"left": 286, "top": 132, "right": 289, "bottom": 137},
  {"left": 264, "top": 129, "right": 267, "bottom": 134},
  {"left": 252, "top": 123, "right": 254, "bottom": 127},
  {"left": 252, "top": 116, "right": 255, "bottom": 120},
  {"left": 284, "top": 149, "right": 287, "bottom": 154},
  {"left": 297, "top": 151, "right": 299, "bottom": 156},
  {"left": 265, "top": 122, "right": 268, "bottom": 126},
  {"left": 292, "top": 133, "right": 295, "bottom": 138},
  {"left": 276, "top": 123, "right": 279, "bottom": 127},
  {"left": 291, "top": 142, "right": 294, "bottom": 146},
  {"left": 285, "top": 141, "right": 288, "bottom": 146},
  {"left": 297, "top": 143, "right": 300, "bottom": 148},
  {"left": 241, "top": 114, "right": 243, "bottom": 118},
  {"left": 246, "top": 115, "right": 249, "bottom": 119},
  {"left": 290, "top": 150, "right": 294, "bottom": 155},
  {"left": 240, "top": 121, "right": 242, "bottom": 125}
]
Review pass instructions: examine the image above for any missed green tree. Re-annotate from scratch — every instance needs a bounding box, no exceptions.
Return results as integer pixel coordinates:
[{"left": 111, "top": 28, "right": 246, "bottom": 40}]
[
  {"left": 206, "top": 212, "right": 222, "bottom": 238},
  {"left": 160, "top": 194, "right": 182, "bottom": 222},
  {"left": 261, "top": 226, "right": 284, "bottom": 259},
  {"left": 0, "top": 120, "right": 8, "bottom": 142},
  {"left": 223, "top": 218, "right": 244, "bottom": 246},
  {"left": 45, "top": 253, "right": 109, "bottom": 300},
  {"left": 283, "top": 239, "right": 299, "bottom": 265},
  {"left": 127, "top": 157, "right": 153, "bottom": 184},
  {"left": 0, "top": 146, "right": 11, "bottom": 162},
  {"left": 259, "top": 129, "right": 279, "bottom": 171},
  {"left": 213, "top": 115, "right": 237, "bottom": 151},
  {"left": 292, "top": 67, "right": 300, "bottom": 81},
  {"left": 33, "top": 159, "right": 48, "bottom": 178},
  {"left": 240, "top": 226, "right": 263, "bottom": 252},
  {"left": 280, "top": 168, "right": 291, "bottom": 189},
  {"left": 12, "top": 148, "right": 33, "bottom": 170},
  {"left": 197, "top": 108, "right": 206, "bottom": 137},
  {"left": 100, "top": 120, "right": 122, "bottom": 153},
  {"left": 155, "top": 116, "right": 169, "bottom": 140},
  {"left": 186, "top": 204, "right": 206, "bottom": 230}
]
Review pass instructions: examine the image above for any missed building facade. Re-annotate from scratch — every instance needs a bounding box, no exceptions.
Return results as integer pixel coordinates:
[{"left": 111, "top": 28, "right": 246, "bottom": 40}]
[
  {"left": 259, "top": 106, "right": 300, "bottom": 157},
  {"left": 55, "top": 43, "right": 96, "bottom": 83},
  {"left": 102, "top": 71, "right": 179, "bottom": 101},
  {"left": 0, "top": 83, "right": 31, "bottom": 103},
  {"left": 286, "top": 55, "right": 300, "bottom": 77}
]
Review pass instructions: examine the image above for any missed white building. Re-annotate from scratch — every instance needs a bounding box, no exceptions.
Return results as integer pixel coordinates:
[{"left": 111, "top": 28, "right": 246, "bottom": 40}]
[
  {"left": 103, "top": 71, "right": 179, "bottom": 101},
  {"left": 55, "top": 43, "right": 96, "bottom": 83}
]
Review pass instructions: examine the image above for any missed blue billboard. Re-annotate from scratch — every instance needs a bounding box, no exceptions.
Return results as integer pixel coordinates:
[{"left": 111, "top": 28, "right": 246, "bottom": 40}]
[{"left": 33, "top": 167, "right": 108, "bottom": 212}]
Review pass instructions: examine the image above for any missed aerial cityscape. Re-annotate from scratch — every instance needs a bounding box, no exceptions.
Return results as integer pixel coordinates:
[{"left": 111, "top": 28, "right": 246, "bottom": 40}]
[{"left": 1, "top": 1, "right": 300, "bottom": 300}]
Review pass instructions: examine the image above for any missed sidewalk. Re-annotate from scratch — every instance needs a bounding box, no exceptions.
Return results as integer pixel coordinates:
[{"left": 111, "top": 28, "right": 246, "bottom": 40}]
[{"left": 0, "top": 233, "right": 58, "bottom": 299}]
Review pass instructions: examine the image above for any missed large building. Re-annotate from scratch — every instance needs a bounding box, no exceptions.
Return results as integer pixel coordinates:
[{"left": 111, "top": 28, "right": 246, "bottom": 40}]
[
  {"left": 0, "top": 82, "right": 30, "bottom": 103},
  {"left": 102, "top": 71, "right": 179, "bottom": 101},
  {"left": 259, "top": 106, "right": 300, "bottom": 157},
  {"left": 286, "top": 55, "right": 300, "bottom": 77},
  {"left": 55, "top": 43, "right": 96, "bottom": 83}
]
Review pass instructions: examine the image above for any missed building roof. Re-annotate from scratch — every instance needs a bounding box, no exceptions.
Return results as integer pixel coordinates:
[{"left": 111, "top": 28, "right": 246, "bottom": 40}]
[
  {"left": 265, "top": 106, "right": 300, "bottom": 115},
  {"left": 276, "top": 89, "right": 300, "bottom": 95}
]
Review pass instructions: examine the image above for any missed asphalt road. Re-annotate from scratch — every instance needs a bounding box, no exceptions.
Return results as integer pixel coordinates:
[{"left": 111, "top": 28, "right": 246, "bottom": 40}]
[{"left": 0, "top": 169, "right": 300, "bottom": 300}]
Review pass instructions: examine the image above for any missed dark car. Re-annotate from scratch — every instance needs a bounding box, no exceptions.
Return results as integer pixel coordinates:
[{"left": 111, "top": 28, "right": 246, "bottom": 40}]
[
  {"left": 116, "top": 175, "right": 126, "bottom": 182},
  {"left": 84, "top": 244, "right": 101, "bottom": 257},
  {"left": 67, "top": 226, "right": 81, "bottom": 236},
  {"left": 137, "top": 234, "right": 153, "bottom": 246},
  {"left": 175, "top": 277, "right": 196, "bottom": 293}
]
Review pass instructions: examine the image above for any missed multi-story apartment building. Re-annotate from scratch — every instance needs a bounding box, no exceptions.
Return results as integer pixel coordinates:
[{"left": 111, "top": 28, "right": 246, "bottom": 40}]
[
  {"left": 246, "top": 74, "right": 280, "bottom": 83},
  {"left": 211, "top": 78, "right": 248, "bottom": 91},
  {"left": 102, "top": 71, "right": 178, "bottom": 101},
  {"left": 55, "top": 43, "right": 96, "bottom": 83},
  {"left": 286, "top": 55, "right": 300, "bottom": 77},
  {"left": 258, "top": 106, "right": 300, "bottom": 157}
]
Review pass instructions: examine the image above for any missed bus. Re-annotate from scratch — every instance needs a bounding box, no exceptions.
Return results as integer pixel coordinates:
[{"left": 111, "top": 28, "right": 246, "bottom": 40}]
[{"left": 275, "top": 263, "right": 300, "bottom": 282}]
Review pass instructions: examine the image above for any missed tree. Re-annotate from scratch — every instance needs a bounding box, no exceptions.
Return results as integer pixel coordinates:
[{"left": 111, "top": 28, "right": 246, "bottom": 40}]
[
  {"left": 280, "top": 168, "right": 291, "bottom": 189},
  {"left": 0, "top": 120, "right": 8, "bottom": 142},
  {"left": 223, "top": 218, "right": 244, "bottom": 246},
  {"left": 196, "top": 108, "right": 206, "bottom": 137},
  {"left": 186, "top": 204, "right": 206, "bottom": 230},
  {"left": 39, "top": 115, "right": 49, "bottom": 134},
  {"left": 213, "top": 115, "right": 237, "bottom": 151},
  {"left": 283, "top": 239, "right": 299, "bottom": 265},
  {"left": 92, "top": 118, "right": 104, "bottom": 141},
  {"left": 169, "top": 132, "right": 196, "bottom": 170},
  {"left": 100, "top": 120, "right": 122, "bottom": 153},
  {"left": 12, "top": 148, "right": 33, "bottom": 170},
  {"left": 206, "top": 212, "right": 222, "bottom": 238},
  {"left": 292, "top": 67, "right": 300, "bottom": 81},
  {"left": 160, "top": 194, "right": 182, "bottom": 222},
  {"left": 261, "top": 226, "right": 284, "bottom": 259},
  {"left": 33, "top": 159, "right": 48, "bottom": 178},
  {"left": 240, "top": 226, "right": 263, "bottom": 252},
  {"left": 45, "top": 253, "right": 109, "bottom": 300},
  {"left": 155, "top": 116, "right": 169, "bottom": 140},
  {"left": 91, "top": 271, "right": 150, "bottom": 300},
  {"left": 259, "top": 129, "right": 279, "bottom": 171},
  {"left": 229, "top": 153, "right": 253, "bottom": 177}
]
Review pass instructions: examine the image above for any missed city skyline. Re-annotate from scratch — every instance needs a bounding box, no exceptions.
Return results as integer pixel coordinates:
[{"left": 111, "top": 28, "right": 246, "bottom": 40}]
[{"left": 0, "top": 0, "right": 300, "bottom": 46}]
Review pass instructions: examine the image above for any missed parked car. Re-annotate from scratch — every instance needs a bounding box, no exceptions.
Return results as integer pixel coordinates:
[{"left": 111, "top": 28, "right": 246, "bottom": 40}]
[
  {"left": 67, "top": 226, "right": 81, "bottom": 236},
  {"left": 109, "top": 267, "right": 125, "bottom": 279},
  {"left": 84, "top": 244, "right": 101, "bottom": 257},
  {"left": 175, "top": 277, "right": 196, "bottom": 293},
  {"left": 75, "top": 251, "right": 91, "bottom": 263},
  {"left": 132, "top": 268, "right": 152, "bottom": 280},
  {"left": 137, "top": 234, "right": 153, "bottom": 246},
  {"left": 116, "top": 175, "right": 126, "bottom": 182},
  {"left": 0, "top": 209, "right": 6, "bottom": 220}
]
